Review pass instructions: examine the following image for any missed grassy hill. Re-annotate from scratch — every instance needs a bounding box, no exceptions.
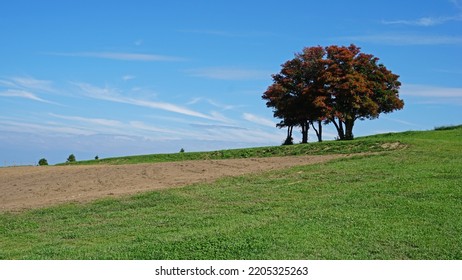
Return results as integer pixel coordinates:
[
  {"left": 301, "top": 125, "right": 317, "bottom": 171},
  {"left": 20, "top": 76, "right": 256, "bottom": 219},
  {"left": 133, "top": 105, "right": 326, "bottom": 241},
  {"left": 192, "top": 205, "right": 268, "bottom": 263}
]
[
  {"left": 1, "top": 126, "right": 461, "bottom": 259},
  {"left": 63, "top": 137, "right": 404, "bottom": 165}
]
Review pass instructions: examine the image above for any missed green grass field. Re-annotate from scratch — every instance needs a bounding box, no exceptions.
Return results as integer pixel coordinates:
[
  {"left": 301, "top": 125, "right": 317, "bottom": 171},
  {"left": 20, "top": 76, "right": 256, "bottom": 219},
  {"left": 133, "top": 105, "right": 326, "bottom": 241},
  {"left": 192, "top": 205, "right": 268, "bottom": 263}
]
[
  {"left": 62, "top": 137, "right": 403, "bottom": 165},
  {"left": 1, "top": 126, "right": 461, "bottom": 259}
]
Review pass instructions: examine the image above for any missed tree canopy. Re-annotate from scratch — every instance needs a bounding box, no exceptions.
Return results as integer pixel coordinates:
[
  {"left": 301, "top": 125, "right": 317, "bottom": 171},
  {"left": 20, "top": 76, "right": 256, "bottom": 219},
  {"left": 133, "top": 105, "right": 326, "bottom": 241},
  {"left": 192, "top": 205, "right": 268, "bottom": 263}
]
[{"left": 262, "top": 44, "right": 404, "bottom": 142}]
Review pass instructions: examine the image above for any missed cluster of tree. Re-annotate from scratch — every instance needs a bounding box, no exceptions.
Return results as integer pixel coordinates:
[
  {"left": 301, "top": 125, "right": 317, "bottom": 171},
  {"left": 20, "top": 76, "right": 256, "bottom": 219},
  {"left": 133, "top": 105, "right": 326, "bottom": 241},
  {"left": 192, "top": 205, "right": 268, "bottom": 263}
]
[
  {"left": 262, "top": 44, "right": 404, "bottom": 143},
  {"left": 38, "top": 154, "right": 77, "bottom": 166}
]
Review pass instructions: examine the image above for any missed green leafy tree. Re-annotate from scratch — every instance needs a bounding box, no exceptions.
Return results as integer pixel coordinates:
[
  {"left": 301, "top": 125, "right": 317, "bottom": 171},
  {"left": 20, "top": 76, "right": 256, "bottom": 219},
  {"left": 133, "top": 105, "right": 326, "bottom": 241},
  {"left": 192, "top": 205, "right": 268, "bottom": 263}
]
[
  {"left": 38, "top": 158, "right": 48, "bottom": 166},
  {"left": 66, "top": 154, "right": 76, "bottom": 163}
]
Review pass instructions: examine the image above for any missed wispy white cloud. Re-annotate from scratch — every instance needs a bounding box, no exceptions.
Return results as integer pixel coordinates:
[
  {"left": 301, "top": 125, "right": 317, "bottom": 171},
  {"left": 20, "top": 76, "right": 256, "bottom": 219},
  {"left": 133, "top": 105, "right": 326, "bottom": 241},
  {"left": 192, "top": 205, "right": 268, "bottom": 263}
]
[
  {"left": 1, "top": 115, "right": 178, "bottom": 142},
  {"left": 187, "top": 97, "right": 238, "bottom": 110},
  {"left": 73, "top": 82, "right": 217, "bottom": 120},
  {"left": 186, "top": 67, "right": 271, "bottom": 80},
  {"left": 0, "top": 89, "right": 54, "bottom": 104},
  {"left": 209, "top": 111, "right": 236, "bottom": 124},
  {"left": 400, "top": 84, "right": 462, "bottom": 105},
  {"left": 451, "top": 0, "right": 462, "bottom": 9},
  {"left": 401, "top": 84, "right": 462, "bottom": 98},
  {"left": 47, "top": 111, "right": 281, "bottom": 144},
  {"left": 186, "top": 122, "right": 284, "bottom": 143},
  {"left": 212, "top": 126, "right": 284, "bottom": 143},
  {"left": 242, "top": 113, "right": 276, "bottom": 128},
  {"left": 0, "top": 76, "right": 56, "bottom": 93},
  {"left": 130, "top": 99, "right": 215, "bottom": 120},
  {"left": 0, "top": 118, "right": 95, "bottom": 136},
  {"left": 382, "top": 15, "right": 462, "bottom": 26},
  {"left": 47, "top": 51, "right": 185, "bottom": 62},
  {"left": 179, "top": 29, "right": 237, "bottom": 37},
  {"left": 48, "top": 112, "right": 190, "bottom": 140},
  {"left": 380, "top": 116, "right": 422, "bottom": 127},
  {"left": 122, "top": 75, "right": 136, "bottom": 81},
  {"left": 382, "top": 1, "right": 462, "bottom": 27},
  {"left": 0, "top": 79, "right": 16, "bottom": 88},
  {"left": 178, "top": 29, "right": 274, "bottom": 38},
  {"left": 0, "top": 76, "right": 61, "bottom": 104},
  {"left": 341, "top": 34, "right": 462, "bottom": 45},
  {"left": 433, "top": 68, "right": 462, "bottom": 75},
  {"left": 128, "top": 121, "right": 182, "bottom": 135},
  {"left": 49, "top": 113, "right": 123, "bottom": 127}
]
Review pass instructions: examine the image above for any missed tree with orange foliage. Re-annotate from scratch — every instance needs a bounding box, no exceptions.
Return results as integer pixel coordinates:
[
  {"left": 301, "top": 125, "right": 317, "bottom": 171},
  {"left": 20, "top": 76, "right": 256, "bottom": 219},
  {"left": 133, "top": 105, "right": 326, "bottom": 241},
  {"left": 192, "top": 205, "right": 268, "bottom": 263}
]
[
  {"left": 263, "top": 46, "right": 327, "bottom": 143},
  {"left": 323, "top": 44, "right": 403, "bottom": 140},
  {"left": 263, "top": 44, "right": 404, "bottom": 141}
]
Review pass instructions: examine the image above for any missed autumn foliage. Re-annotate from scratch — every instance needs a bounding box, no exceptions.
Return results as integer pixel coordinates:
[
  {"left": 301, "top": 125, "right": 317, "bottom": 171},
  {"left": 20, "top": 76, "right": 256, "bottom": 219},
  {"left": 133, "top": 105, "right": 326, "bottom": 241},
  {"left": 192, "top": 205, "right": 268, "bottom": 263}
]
[{"left": 263, "top": 44, "right": 404, "bottom": 142}]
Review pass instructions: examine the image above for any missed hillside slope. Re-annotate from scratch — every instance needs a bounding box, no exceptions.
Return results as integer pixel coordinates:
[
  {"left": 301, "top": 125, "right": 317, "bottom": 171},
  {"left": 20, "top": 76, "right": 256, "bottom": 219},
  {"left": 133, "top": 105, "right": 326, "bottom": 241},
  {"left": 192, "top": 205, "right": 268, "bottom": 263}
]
[{"left": 1, "top": 126, "right": 461, "bottom": 259}]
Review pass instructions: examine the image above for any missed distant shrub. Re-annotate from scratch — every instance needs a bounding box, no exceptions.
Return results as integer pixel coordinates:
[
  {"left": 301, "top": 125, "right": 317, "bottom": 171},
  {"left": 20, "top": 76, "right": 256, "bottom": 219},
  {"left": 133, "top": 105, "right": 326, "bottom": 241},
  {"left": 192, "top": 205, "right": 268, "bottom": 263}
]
[
  {"left": 434, "top": 125, "right": 462, "bottom": 131},
  {"left": 67, "top": 154, "right": 76, "bottom": 163},
  {"left": 179, "top": 148, "right": 185, "bottom": 153},
  {"left": 95, "top": 155, "right": 99, "bottom": 160},
  {"left": 38, "top": 158, "right": 48, "bottom": 166}
]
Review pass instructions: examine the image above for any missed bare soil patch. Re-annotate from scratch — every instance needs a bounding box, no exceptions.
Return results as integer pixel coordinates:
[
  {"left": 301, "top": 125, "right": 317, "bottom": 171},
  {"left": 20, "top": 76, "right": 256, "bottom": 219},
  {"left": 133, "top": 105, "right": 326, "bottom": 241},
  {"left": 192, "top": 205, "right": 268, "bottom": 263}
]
[
  {"left": 380, "top": 142, "right": 406, "bottom": 150},
  {"left": 0, "top": 154, "right": 346, "bottom": 211}
]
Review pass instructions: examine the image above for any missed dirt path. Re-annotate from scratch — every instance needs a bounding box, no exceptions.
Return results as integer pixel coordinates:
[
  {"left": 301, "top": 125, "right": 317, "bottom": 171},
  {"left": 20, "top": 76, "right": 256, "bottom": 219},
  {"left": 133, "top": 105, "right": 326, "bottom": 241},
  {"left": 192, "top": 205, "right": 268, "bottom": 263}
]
[{"left": 0, "top": 154, "right": 345, "bottom": 211}]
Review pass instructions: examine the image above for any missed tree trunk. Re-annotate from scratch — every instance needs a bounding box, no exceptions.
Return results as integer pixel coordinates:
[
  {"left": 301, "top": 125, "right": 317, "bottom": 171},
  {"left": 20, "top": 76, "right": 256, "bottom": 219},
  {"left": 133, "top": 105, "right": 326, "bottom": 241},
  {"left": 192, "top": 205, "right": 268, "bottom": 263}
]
[
  {"left": 310, "top": 120, "right": 323, "bottom": 142},
  {"left": 331, "top": 117, "right": 345, "bottom": 140},
  {"left": 318, "top": 120, "right": 322, "bottom": 142},
  {"left": 344, "top": 118, "right": 355, "bottom": 140},
  {"left": 301, "top": 121, "right": 309, "bottom": 143},
  {"left": 283, "top": 126, "right": 294, "bottom": 145}
]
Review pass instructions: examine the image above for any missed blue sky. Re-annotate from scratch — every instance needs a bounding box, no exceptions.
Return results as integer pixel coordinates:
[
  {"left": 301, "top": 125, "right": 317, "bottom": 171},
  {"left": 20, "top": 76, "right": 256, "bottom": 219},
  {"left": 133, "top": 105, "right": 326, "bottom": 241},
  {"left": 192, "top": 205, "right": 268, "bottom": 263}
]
[{"left": 1, "top": 0, "right": 461, "bottom": 165}]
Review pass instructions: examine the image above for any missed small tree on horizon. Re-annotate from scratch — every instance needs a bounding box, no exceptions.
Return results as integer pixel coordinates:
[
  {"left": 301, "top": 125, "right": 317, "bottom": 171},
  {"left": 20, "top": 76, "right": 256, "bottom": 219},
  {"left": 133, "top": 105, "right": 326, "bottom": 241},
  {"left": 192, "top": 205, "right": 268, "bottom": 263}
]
[
  {"left": 38, "top": 158, "right": 48, "bottom": 166},
  {"left": 66, "top": 154, "right": 76, "bottom": 163}
]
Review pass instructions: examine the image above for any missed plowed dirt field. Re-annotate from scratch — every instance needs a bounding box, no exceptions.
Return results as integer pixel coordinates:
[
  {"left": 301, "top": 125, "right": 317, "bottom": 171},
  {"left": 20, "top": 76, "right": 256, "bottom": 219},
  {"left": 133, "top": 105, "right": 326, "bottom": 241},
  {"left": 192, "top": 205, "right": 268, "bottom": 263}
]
[{"left": 1, "top": 155, "right": 346, "bottom": 211}]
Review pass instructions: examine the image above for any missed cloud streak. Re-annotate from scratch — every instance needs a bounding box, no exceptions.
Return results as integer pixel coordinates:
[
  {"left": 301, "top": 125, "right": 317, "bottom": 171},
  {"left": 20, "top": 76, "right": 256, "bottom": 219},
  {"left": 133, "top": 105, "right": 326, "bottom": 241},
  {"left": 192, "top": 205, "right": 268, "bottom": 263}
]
[
  {"left": 380, "top": 116, "right": 422, "bottom": 127},
  {"left": 242, "top": 113, "right": 276, "bottom": 128},
  {"left": 400, "top": 84, "right": 462, "bottom": 105},
  {"left": 0, "top": 76, "right": 56, "bottom": 93},
  {"left": 0, "top": 76, "right": 61, "bottom": 104},
  {"left": 74, "top": 82, "right": 217, "bottom": 120},
  {"left": 122, "top": 75, "right": 136, "bottom": 81},
  {"left": 341, "top": 34, "right": 462, "bottom": 45},
  {"left": 0, "top": 118, "right": 95, "bottom": 136},
  {"left": 382, "top": 15, "right": 462, "bottom": 26},
  {"left": 178, "top": 29, "right": 275, "bottom": 38},
  {"left": 382, "top": 1, "right": 462, "bottom": 27},
  {"left": 3, "top": 76, "right": 56, "bottom": 93},
  {"left": 48, "top": 113, "right": 191, "bottom": 140},
  {"left": 401, "top": 84, "right": 462, "bottom": 98},
  {"left": 187, "top": 97, "right": 238, "bottom": 110},
  {"left": 186, "top": 67, "right": 271, "bottom": 80},
  {"left": 0, "top": 89, "right": 56, "bottom": 104},
  {"left": 49, "top": 113, "right": 123, "bottom": 127},
  {"left": 47, "top": 52, "right": 185, "bottom": 62}
]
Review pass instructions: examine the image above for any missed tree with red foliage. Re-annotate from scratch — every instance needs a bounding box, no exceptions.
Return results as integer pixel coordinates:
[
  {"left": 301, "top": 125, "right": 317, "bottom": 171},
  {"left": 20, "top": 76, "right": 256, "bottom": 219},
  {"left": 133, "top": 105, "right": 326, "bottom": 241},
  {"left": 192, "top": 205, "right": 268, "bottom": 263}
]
[
  {"left": 323, "top": 44, "right": 404, "bottom": 140},
  {"left": 263, "top": 44, "right": 404, "bottom": 142},
  {"left": 262, "top": 46, "right": 327, "bottom": 143}
]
